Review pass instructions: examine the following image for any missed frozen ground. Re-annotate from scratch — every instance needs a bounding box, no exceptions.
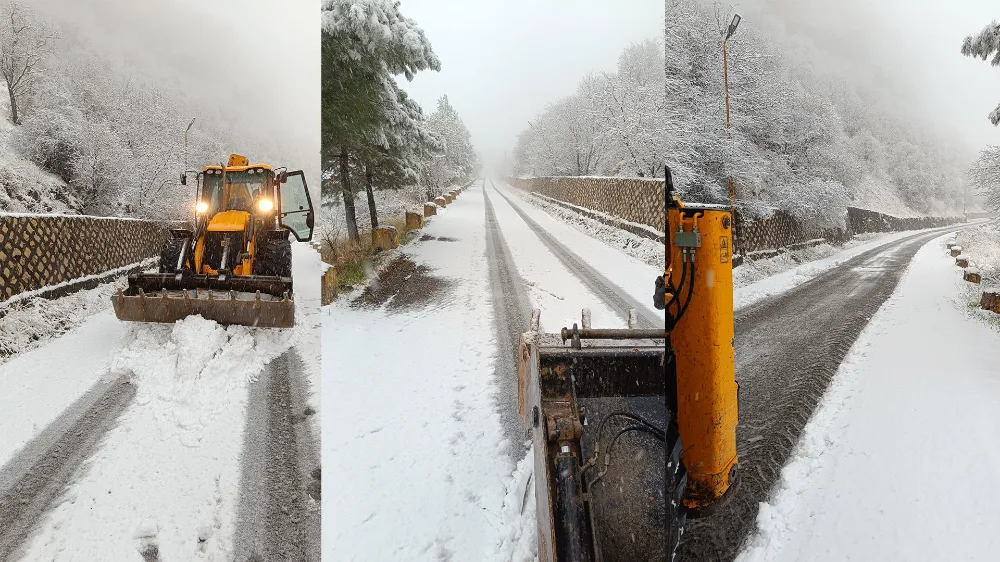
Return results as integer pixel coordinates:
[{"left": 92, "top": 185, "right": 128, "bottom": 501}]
[
  {"left": 17, "top": 317, "right": 293, "bottom": 560},
  {"left": 323, "top": 178, "right": 658, "bottom": 561},
  {"left": 0, "top": 241, "right": 321, "bottom": 560},
  {"left": 737, "top": 231, "right": 1000, "bottom": 561},
  {"left": 0, "top": 259, "right": 155, "bottom": 361}
]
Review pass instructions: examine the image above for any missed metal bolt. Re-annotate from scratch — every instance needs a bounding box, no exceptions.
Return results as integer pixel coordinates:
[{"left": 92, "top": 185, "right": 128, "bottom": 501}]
[{"left": 532, "top": 406, "right": 539, "bottom": 428}]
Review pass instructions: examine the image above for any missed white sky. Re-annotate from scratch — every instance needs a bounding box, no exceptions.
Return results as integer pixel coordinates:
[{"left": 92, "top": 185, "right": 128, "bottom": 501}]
[
  {"left": 30, "top": 0, "right": 320, "bottom": 182},
  {"left": 739, "top": 0, "right": 1000, "bottom": 160},
  {"left": 397, "top": 0, "right": 662, "bottom": 167}
]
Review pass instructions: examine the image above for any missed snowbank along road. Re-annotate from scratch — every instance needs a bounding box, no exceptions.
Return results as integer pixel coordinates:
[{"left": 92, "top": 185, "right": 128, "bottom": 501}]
[
  {"left": 0, "top": 244, "right": 322, "bottom": 561},
  {"left": 679, "top": 223, "right": 975, "bottom": 561},
  {"left": 324, "top": 178, "right": 663, "bottom": 561}
]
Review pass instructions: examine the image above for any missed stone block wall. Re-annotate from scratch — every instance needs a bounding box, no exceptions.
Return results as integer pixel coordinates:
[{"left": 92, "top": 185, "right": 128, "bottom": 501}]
[
  {"left": 506, "top": 176, "right": 664, "bottom": 231},
  {"left": 734, "top": 210, "right": 810, "bottom": 256},
  {"left": 846, "top": 207, "right": 960, "bottom": 234},
  {"left": 506, "top": 176, "right": 965, "bottom": 261},
  {"left": 0, "top": 215, "right": 170, "bottom": 301}
]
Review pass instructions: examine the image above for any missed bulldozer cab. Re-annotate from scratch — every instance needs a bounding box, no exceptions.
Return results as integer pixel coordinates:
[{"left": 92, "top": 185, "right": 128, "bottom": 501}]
[{"left": 199, "top": 165, "right": 271, "bottom": 216}]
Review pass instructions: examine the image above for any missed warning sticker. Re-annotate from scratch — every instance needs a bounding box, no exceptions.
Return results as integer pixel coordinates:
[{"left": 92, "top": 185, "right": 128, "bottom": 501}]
[{"left": 720, "top": 237, "right": 729, "bottom": 263}]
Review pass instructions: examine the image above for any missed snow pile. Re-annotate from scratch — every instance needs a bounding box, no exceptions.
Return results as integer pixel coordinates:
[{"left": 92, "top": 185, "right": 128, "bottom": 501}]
[
  {"left": 0, "top": 277, "right": 126, "bottom": 361},
  {"left": 490, "top": 446, "right": 538, "bottom": 562},
  {"left": 110, "top": 317, "right": 292, "bottom": 444},
  {"left": 19, "top": 316, "right": 293, "bottom": 560}
]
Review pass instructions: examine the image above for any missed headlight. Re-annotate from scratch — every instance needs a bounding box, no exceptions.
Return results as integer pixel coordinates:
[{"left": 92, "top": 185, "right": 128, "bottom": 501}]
[
  {"left": 195, "top": 201, "right": 208, "bottom": 213},
  {"left": 258, "top": 199, "right": 274, "bottom": 212}
]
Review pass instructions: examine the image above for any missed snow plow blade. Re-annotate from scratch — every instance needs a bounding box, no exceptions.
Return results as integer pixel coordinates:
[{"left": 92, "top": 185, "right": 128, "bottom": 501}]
[
  {"left": 112, "top": 273, "right": 295, "bottom": 328},
  {"left": 519, "top": 311, "right": 668, "bottom": 562}
]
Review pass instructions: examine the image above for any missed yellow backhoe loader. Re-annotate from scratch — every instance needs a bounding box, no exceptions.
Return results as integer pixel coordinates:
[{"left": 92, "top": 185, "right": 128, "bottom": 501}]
[
  {"left": 112, "top": 154, "right": 315, "bottom": 328},
  {"left": 518, "top": 166, "right": 739, "bottom": 561}
]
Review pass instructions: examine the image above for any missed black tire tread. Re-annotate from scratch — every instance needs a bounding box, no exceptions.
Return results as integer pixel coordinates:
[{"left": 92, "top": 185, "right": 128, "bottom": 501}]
[
  {"left": 159, "top": 237, "right": 186, "bottom": 273},
  {"left": 254, "top": 235, "right": 292, "bottom": 277}
]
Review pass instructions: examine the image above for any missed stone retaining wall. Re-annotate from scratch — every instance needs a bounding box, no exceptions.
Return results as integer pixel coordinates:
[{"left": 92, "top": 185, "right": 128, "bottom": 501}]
[
  {"left": 0, "top": 215, "right": 171, "bottom": 302},
  {"left": 505, "top": 176, "right": 664, "bottom": 231},
  {"left": 506, "top": 176, "right": 964, "bottom": 261}
]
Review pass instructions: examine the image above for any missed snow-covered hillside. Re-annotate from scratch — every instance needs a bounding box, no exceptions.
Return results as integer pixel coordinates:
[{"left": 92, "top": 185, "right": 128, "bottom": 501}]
[{"left": 0, "top": 95, "right": 78, "bottom": 214}]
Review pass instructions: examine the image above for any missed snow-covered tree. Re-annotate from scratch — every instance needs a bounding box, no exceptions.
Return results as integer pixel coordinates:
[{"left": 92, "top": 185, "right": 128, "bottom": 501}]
[
  {"left": 962, "top": 21, "right": 1000, "bottom": 125},
  {"left": 969, "top": 145, "right": 1000, "bottom": 211},
  {"left": 5, "top": 17, "right": 285, "bottom": 218},
  {"left": 513, "top": 39, "right": 665, "bottom": 179},
  {"left": 321, "top": 0, "right": 441, "bottom": 241},
  {"left": 0, "top": 2, "right": 53, "bottom": 125},
  {"left": 421, "top": 95, "right": 477, "bottom": 192},
  {"left": 514, "top": 0, "right": 966, "bottom": 224}
]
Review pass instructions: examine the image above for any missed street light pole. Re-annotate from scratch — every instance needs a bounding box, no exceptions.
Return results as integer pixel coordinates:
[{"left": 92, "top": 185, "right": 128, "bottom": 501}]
[
  {"left": 724, "top": 37, "right": 734, "bottom": 212},
  {"left": 184, "top": 117, "right": 196, "bottom": 176},
  {"left": 723, "top": 14, "right": 741, "bottom": 217},
  {"left": 722, "top": 14, "right": 741, "bottom": 259}
]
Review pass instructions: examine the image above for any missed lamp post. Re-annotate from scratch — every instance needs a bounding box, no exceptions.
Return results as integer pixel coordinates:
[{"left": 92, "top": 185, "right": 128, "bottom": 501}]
[
  {"left": 184, "top": 118, "right": 196, "bottom": 176},
  {"left": 723, "top": 13, "right": 741, "bottom": 215}
]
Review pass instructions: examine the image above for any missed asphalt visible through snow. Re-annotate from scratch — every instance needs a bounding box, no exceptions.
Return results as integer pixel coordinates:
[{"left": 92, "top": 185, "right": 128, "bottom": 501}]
[
  {"left": 0, "top": 377, "right": 135, "bottom": 561},
  {"left": 482, "top": 181, "right": 534, "bottom": 456},
  {"left": 235, "top": 348, "right": 322, "bottom": 562},
  {"left": 0, "top": 348, "right": 319, "bottom": 561},
  {"left": 679, "top": 225, "right": 966, "bottom": 561},
  {"left": 488, "top": 179, "right": 661, "bottom": 330},
  {"left": 485, "top": 178, "right": 668, "bottom": 562}
]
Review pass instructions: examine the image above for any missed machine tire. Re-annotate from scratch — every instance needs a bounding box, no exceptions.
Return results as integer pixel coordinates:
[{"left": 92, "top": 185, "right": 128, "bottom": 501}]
[
  {"left": 666, "top": 418, "right": 687, "bottom": 562},
  {"left": 159, "top": 237, "right": 186, "bottom": 273},
  {"left": 254, "top": 235, "right": 292, "bottom": 278}
]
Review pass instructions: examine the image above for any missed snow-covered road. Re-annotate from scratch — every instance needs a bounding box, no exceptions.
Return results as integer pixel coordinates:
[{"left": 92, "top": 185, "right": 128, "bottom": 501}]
[
  {"left": 737, "top": 232, "right": 1000, "bottom": 561},
  {"left": 0, "top": 243, "right": 322, "bottom": 561},
  {"left": 323, "top": 178, "right": 661, "bottom": 561},
  {"left": 681, "top": 224, "right": 978, "bottom": 560}
]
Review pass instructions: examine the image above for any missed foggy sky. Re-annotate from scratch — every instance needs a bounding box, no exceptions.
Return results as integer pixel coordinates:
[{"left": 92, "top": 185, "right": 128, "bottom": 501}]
[
  {"left": 30, "top": 0, "right": 320, "bottom": 185},
  {"left": 738, "top": 0, "right": 1000, "bottom": 160},
  {"left": 397, "top": 0, "right": 662, "bottom": 169}
]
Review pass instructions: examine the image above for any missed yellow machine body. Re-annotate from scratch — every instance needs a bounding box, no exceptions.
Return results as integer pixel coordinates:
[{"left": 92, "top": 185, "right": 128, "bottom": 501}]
[
  {"left": 667, "top": 203, "right": 739, "bottom": 510},
  {"left": 112, "top": 154, "right": 316, "bottom": 329}
]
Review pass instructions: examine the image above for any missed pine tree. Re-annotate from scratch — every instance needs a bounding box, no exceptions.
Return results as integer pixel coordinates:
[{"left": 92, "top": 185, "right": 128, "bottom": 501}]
[
  {"left": 321, "top": 0, "right": 441, "bottom": 241},
  {"left": 962, "top": 21, "right": 1000, "bottom": 125}
]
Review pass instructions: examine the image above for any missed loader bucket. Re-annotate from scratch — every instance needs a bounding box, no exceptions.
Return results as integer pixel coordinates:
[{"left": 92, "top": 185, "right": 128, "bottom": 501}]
[
  {"left": 519, "top": 324, "right": 667, "bottom": 562},
  {"left": 112, "top": 273, "right": 295, "bottom": 328}
]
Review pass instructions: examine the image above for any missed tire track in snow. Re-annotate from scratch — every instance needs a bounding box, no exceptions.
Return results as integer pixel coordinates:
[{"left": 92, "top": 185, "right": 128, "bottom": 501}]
[
  {"left": 0, "top": 377, "right": 135, "bottom": 560},
  {"left": 486, "top": 178, "right": 667, "bottom": 561},
  {"left": 680, "top": 227, "right": 967, "bottom": 561},
  {"left": 482, "top": 180, "right": 534, "bottom": 457},
  {"left": 487, "top": 179, "right": 662, "bottom": 330},
  {"left": 234, "top": 349, "right": 321, "bottom": 562}
]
